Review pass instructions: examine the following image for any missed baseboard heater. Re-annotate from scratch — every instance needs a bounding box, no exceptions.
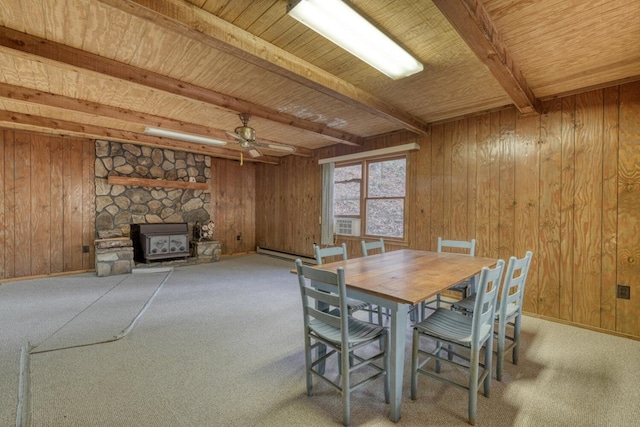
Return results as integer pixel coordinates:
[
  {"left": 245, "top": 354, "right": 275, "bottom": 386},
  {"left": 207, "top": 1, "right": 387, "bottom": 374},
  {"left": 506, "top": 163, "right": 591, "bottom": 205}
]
[{"left": 256, "top": 247, "right": 317, "bottom": 265}]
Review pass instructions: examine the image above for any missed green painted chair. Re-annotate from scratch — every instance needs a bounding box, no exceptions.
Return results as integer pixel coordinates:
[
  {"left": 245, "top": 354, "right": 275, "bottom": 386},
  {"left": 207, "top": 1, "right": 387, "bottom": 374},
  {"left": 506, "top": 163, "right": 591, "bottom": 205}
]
[
  {"left": 422, "top": 237, "right": 477, "bottom": 316},
  {"left": 360, "top": 238, "right": 385, "bottom": 257},
  {"left": 360, "top": 238, "right": 390, "bottom": 325},
  {"left": 452, "top": 251, "right": 533, "bottom": 380},
  {"left": 313, "top": 243, "right": 370, "bottom": 315},
  {"left": 411, "top": 259, "right": 505, "bottom": 426},
  {"left": 295, "top": 259, "right": 389, "bottom": 426}
]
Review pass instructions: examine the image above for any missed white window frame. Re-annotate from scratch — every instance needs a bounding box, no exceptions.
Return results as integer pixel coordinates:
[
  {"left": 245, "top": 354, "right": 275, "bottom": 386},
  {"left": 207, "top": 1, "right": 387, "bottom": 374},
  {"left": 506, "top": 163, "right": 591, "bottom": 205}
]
[
  {"left": 319, "top": 143, "right": 419, "bottom": 243},
  {"left": 334, "top": 155, "right": 407, "bottom": 240}
]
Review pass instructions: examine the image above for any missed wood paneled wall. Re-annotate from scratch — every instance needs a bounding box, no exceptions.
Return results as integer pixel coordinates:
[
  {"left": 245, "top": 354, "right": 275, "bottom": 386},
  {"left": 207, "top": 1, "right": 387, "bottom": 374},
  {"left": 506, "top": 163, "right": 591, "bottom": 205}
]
[
  {"left": 0, "top": 130, "right": 258, "bottom": 281},
  {"left": 256, "top": 82, "right": 640, "bottom": 339},
  {"left": 0, "top": 130, "right": 95, "bottom": 279},
  {"left": 210, "top": 159, "right": 256, "bottom": 255}
]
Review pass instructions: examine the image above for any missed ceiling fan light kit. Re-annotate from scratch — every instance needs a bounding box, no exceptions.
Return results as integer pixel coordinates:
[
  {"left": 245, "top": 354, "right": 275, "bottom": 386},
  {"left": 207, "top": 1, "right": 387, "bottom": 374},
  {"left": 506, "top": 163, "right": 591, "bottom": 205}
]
[
  {"left": 144, "top": 127, "right": 227, "bottom": 146},
  {"left": 287, "top": 0, "right": 423, "bottom": 80}
]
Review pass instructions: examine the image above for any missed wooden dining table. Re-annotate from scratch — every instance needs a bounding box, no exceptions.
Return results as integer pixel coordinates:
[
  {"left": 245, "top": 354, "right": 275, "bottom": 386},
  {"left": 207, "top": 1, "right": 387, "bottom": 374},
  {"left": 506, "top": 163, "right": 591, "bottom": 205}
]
[{"left": 310, "top": 249, "right": 499, "bottom": 423}]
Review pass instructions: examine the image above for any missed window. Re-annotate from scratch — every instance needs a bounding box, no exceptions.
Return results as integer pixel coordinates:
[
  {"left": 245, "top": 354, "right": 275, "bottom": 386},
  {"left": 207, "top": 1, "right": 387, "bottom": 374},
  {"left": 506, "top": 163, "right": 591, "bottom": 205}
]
[{"left": 333, "top": 156, "right": 406, "bottom": 239}]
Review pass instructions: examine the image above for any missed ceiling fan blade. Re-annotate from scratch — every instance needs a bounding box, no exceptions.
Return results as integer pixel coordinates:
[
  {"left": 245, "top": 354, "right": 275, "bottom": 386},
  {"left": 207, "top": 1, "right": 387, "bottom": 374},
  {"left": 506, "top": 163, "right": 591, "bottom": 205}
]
[
  {"left": 225, "top": 130, "right": 247, "bottom": 144},
  {"left": 254, "top": 141, "right": 296, "bottom": 153},
  {"left": 247, "top": 147, "right": 262, "bottom": 158}
]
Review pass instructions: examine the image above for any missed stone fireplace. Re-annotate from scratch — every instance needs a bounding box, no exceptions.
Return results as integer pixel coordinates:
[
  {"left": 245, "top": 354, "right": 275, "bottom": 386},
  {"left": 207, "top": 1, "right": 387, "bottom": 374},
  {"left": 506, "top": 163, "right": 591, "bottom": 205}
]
[{"left": 94, "top": 140, "right": 218, "bottom": 274}]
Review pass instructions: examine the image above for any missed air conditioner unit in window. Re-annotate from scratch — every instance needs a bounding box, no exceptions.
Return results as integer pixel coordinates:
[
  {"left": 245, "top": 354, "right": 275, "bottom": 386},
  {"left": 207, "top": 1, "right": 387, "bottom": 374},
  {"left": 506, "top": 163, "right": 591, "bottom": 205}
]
[{"left": 334, "top": 218, "right": 361, "bottom": 236}]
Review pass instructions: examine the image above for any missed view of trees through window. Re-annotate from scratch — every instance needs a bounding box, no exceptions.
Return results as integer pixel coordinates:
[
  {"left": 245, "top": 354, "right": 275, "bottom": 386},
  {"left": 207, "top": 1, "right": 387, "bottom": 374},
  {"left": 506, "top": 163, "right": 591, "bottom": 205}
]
[{"left": 334, "top": 157, "right": 406, "bottom": 238}]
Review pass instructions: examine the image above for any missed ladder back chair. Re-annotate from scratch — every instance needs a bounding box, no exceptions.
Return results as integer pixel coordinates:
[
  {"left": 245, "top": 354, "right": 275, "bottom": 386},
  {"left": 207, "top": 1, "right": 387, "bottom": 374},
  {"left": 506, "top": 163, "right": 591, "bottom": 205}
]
[
  {"left": 360, "top": 238, "right": 385, "bottom": 256},
  {"left": 360, "top": 239, "right": 388, "bottom": 324},
  {"left": 423, "top": 238, "right": 477, "bottom": 314},
  {"left": 313, "top": 244, "right": 370, "bottom": 315},
  {"left": 452, "top": 251, "right": 533, "bottom": 380},
  {"left": 295, "top": 259, "right": 389, "bottom": 426},
  {"left": 411, "top": 259, "right": 505, "bottom": 426}
]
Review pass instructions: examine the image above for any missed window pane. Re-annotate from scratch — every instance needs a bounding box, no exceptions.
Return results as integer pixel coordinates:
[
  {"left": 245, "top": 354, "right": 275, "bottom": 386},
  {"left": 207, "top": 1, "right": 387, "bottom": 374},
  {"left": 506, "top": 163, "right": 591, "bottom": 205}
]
[
  {"left": 366, "top": 199, "right": 404, "bottom": 237},
  {"left": 334, "top": 164, "right": 361, "bottom": 216},
  {"left": 368, "top": 158, "right": 406, "bottom": 198}
]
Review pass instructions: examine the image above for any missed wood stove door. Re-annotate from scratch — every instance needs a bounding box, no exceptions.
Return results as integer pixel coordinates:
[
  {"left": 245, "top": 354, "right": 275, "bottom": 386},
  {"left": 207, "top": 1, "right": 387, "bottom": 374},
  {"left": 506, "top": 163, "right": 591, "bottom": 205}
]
[
  {"left": 146, "top": 235, "right": 170, "bottom": 258},
  {"left": 169, "top": 235, "right": 188, "bottom": 254}
]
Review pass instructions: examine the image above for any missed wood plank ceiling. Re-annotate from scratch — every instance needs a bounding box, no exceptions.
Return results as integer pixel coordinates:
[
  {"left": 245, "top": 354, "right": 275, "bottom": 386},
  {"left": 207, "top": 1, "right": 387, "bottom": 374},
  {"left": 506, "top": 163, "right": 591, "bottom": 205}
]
[{"left": 0, "top": 0, "right": 638, "bottom": 164}]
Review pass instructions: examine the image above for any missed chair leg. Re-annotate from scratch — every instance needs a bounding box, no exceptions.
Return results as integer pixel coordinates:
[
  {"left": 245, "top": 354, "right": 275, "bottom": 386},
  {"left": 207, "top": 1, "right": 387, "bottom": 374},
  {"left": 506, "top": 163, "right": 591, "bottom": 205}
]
[
  {"left": 483, "top": 337, "right": 493, "bottom": 397},
  {"left": 305, "top": 339, "right": 313, "bottom": 396},
  {"left": 513, "top": 314, "right": 521, "bottom": 365},
  {"left": 468, "top": 347, "right": 479, "bottom": 426},
  {"left": 342, "top": 348, "right": 351, "bottom": 426},
  {"left": 410, "top": 329, "right": 420, "bottom": 400},
  {"left": 435, "top": 341, "right": 442, "bottom": 373},
  {"left": 317, "top": 343, "right": 327, "bottom": 375},
  {"left": 337, "top": 353, "right": 355, "bottom": 375},
  {"left": 497, "top": 318, "right": 507, "bottom": 381}
]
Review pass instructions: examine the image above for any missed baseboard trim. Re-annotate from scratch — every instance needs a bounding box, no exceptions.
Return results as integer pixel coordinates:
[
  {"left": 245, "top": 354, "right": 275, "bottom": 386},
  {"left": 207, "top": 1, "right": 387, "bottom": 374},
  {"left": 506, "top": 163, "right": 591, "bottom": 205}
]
[
  {"left": 523, "top": 312, "right": 639, "bottom": 341},
  {"left": 256, "top": 247, "right": 316, "bottom": 264}
]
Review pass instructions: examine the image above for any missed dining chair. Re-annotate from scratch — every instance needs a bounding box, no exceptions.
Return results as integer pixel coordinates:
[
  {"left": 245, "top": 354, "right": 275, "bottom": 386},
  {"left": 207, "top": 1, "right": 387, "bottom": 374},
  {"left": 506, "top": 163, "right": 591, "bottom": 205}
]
[
  {"left": 360, "top": 239, "right": 388, "bottom": 325},
  {"left": 313, "top": 244, "right": 370, "bottom": 315},
  {"left": 411, "top": 258, "right": 505, "bottom": 426},
  {"left": 360, "top": 238, "right": 385, "bottom": 256},
  {"left": 451, "top": 251, "right": 533, "bottom": 381},
  {"left": 295, "top": 259, "right": 389, "bottom": 426},
  {"left": 360, "top": 238, "right": 422, "bottom": 323},
  {"left": 423, "top": 237, "right": 477, "bottom": 313},
  {"left": 314, "top": 243, "right": 348, "bottom": 265}
]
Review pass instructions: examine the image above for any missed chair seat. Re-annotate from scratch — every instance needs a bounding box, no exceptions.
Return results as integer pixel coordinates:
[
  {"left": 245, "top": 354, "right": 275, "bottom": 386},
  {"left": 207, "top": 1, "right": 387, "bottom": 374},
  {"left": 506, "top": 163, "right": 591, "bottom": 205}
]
[
  {"left": 449, "top": 279, "right": 471, "bottom": 292},
  {"left": 346, "top": 298, "right": 370, "bottom": 312},
  {"left": 310, "top": 316, "right": 386, "bottom": 345},
  {"left": 451, "top": 294, "right": 475, "bottom": 312},
  {"left": 453, "top": 295, "right": 520, "bottom": 319},
  {"left": 414, "top": 308, "right": 492, "bottom": 346}
]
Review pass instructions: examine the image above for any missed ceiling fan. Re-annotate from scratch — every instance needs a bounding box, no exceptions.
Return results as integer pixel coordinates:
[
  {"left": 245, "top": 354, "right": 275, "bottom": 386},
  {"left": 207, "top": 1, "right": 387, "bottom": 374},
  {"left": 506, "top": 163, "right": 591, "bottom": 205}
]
[{"left": 225, "top": 113, "right": 296, "bottom": 158}]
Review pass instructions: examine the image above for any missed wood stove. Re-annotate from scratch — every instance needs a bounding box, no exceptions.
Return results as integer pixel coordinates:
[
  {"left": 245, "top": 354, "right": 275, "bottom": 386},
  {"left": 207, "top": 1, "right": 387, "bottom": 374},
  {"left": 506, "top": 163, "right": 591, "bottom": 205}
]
[{"left": 131, "top": 223, "right": 190, "bottom": 263}]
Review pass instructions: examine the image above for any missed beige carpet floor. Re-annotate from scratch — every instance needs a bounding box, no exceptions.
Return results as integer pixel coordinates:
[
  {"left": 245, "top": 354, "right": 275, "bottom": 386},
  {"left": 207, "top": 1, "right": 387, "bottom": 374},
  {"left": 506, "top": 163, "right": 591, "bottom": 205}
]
[{"left": 1, "top": 254, "right": 639, "bottom": 426}]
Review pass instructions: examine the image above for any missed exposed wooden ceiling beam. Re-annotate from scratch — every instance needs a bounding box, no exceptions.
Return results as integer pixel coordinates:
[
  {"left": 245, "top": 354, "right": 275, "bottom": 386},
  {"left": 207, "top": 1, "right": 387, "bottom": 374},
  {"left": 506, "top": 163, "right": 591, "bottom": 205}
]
[
  {"left": 0, "top": 26, "right": 361, "bottom": 147},
  {"left": 0, "top": 110, "right": 281, "bottom": 164},
  {"left": 97, "top": 0, "right": 430, "bottom": 135},
  {"left": 0, "top": 83, "right": 312, "bottom": 158},
  {"left": 432, "top": 0, "right": 540, "bottom": 114}
]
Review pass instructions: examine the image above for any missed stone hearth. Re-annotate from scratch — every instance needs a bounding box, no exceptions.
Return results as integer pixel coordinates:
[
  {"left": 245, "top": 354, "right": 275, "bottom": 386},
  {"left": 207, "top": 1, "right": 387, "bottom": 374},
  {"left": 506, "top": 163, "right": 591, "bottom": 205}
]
[{"left": 95, "top": 237, "right": 135, "bottom": 277}]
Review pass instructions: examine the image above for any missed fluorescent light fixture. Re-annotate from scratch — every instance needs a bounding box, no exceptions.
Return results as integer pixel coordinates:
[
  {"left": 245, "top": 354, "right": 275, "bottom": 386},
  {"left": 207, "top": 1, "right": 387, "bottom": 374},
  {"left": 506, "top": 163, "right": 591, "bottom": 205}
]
[
  {"left": 144, "top": 127, "right": 227, "bottom": 146},
  {"left": 265, "top": 143, "right": 296, "bottom": 153},
  {"left": 287, "top": 0, "right": 423, "bottom": 79}
]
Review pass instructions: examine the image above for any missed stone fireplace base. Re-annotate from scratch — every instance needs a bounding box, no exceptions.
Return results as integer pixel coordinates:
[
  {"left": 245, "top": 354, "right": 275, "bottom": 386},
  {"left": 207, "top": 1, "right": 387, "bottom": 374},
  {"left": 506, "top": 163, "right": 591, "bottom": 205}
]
[
  {"left": 190, "top": 240, "right": 222, "bottom": 263},
  {"left": 95, "top": 237, "right": 135, "bottom": 277}
]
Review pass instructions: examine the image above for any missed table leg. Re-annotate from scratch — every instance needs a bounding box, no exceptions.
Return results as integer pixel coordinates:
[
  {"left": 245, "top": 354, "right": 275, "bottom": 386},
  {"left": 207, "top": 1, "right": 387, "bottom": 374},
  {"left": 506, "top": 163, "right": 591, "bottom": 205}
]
[{"left": 388, "top": 303, "right": 409, "bottom": 422}]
